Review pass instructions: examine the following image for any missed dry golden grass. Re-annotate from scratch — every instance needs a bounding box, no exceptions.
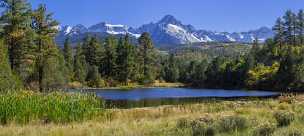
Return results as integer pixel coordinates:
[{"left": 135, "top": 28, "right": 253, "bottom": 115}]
[{"left": 1, "top": 95, "right": 304, "bottom": 136}]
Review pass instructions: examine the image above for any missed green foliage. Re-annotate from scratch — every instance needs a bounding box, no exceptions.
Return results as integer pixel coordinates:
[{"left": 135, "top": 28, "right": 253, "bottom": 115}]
[
  {"left": 246, "top": 62, "right": 279, "bottom": 89},
  {"left": 82, "top": 36, "right": 102, "bottom": 66},
  {"left": 31, "top": 4, "right": 65, "bottom": 91},
  {"left": 273, "top": 111, "right": 295, "bottom": 127},
  {"left": 0, "top": 91, "right": 102, "bottom": 124},
  {"left": 41, "top": 48, "right": 68, "bottom": 90},
  {"left": 162, "top": 54, "right": 180, "bottom": 82},
  {"left": 116, "top": 35, "right": 136, "bottom": 84},
  {"left": 205, "top": 57, "right": 227, "bottom": 88},
  {"left": 176, "top": 118, "right": 191, "bottom": 129},
  {"left": 0, "top": 40, "right": 22, "bottom": 91},
  {"left": 191, "top": 118, "right": 216, "bottom": 136},
  {"left": 73, "top": 44, "right": 88, "bottom": 83},
  {"left": 0, "top": 0, "right": 35, "bottom": 82},
  {"left": 188, "top": 60, "right": 208, "bottom": 87},
  {"left": 217, "top": 115, "right": 248, "bottom": 132},
  {"left": 138, "top": 32, "right": 157, "bottom": 84},
  {"left": 86, "top": 65, "right": 105, "bottom": 88},
  {"left": 253, "top": 122, "right": 276, "bottom": 136},
  {"left": 63, "top": 37, "right": 74, "bottom": 81},
  {"left": 101, "top": 36, "right": 118, "bottom": 78}
]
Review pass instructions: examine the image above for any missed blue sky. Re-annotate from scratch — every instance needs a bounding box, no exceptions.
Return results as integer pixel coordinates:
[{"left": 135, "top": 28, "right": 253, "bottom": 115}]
[{"left": 29, "top": 0, "right": 304, "bottom": 32}]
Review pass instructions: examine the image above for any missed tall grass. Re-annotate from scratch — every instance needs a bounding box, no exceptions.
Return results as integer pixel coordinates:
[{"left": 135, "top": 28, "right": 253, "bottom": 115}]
[{"left": 0, "top": 90, "right": 103, "bottom": 124}]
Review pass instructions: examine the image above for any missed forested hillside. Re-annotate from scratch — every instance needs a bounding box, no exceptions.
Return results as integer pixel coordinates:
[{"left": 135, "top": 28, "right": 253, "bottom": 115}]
[{"left": 0, "top": 0, "right": 304, "bottom": 92}]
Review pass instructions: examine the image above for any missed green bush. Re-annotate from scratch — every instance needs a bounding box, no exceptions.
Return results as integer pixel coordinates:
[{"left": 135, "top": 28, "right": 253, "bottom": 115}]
[
  {"left": 0, "top": 91, "right": 103, "bottom": 124},
  {"left": 273, "top": 111, "right": 295, "bottom": 127},
  {"left": 217, "top": 115, "right": 248, "bottom": 132},
  {"left": 253, "top": 122, "right": 276, "bottom": 136},
  {"left": 191, "top": 121, "right": 216, "bottom": 136}
]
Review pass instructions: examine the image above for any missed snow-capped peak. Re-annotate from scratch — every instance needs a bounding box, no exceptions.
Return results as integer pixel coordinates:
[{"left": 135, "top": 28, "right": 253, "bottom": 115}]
[
  {"left": 105, "top": 24, "right": 125, "bottom": 28},
  {"left": 56, "top": 15, "right": 274, "bottom": 46},
  {"left": 64, "top": 26, "right": 72, "bottom": 35}
]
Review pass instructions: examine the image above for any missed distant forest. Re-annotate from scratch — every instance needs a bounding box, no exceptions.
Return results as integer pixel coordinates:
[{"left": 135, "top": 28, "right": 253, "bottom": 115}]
[{"left": 1, "top": 0, "right": 304, "bottom": 91}]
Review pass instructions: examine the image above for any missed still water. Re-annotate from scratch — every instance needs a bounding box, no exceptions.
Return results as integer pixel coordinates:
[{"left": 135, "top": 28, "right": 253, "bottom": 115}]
[{"left": 84, "top": 88, "right": 280, "bottom": 108}]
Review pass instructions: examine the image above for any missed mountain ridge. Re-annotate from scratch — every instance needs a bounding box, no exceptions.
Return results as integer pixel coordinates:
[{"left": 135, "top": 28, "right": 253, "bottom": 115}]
[{"left": 56, "top": 15, "right": 274, "bottom": 46}]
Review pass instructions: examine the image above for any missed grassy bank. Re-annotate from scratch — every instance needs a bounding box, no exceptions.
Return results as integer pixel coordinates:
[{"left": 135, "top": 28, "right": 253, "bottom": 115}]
[
  {"left": 0, "top": 93, "right": 304, "bottom": 135},
  {"left": 0, "top": 91, "right": 102, "bottom": 124},
  {"left": 79, "top": 82, "right": 185, "bottom": 90}
]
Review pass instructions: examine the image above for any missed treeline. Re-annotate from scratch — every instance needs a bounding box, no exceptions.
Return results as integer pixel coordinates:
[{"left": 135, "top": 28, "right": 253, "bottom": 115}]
[
  {"left": 67, "top": 33, "right": 158, "bottom": 88},
  {"left": 0, "top": 0, "right": 159, "bottom": 91},
  {"left": 1, "top": 0, "right": 304, "bottom": 92},
  {"left": 168, "top": 10, "right": 304, "bottom": 91}
]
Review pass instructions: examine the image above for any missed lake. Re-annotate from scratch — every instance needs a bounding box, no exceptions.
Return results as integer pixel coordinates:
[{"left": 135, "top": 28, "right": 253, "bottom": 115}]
[{"left": 82, "top": 88, "right": 280, "bottom": 108}]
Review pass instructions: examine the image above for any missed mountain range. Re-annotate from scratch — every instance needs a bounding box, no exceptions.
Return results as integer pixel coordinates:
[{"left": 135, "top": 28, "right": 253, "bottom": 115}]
[{"left": 56, "top": 15, "right": 274, "bottom": 47}]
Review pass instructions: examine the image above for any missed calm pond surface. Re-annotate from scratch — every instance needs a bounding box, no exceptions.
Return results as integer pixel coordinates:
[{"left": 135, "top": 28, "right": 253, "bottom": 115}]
[{"left": 83, "top": 88, "right": 280, "bottom": 108}]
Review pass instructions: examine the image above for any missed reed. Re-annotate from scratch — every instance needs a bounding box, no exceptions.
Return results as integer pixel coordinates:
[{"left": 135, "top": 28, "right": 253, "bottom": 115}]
[{"left": 0, "top": 90, "right": 103, "bottom": 124}]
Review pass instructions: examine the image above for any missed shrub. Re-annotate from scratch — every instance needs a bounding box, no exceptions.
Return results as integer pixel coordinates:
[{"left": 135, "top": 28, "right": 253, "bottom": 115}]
[
  {"left": 217, "top": 115, "right": 248, "bottom": 132},
  {"left": 0, "top": 91, "right": 102, "bottom": 124},
  {"left": 190, "top": 116, "right": 216, "bottom": 136},
  {"left": 191, "top": 121, "right": 216, "bottom": 136},
  {"left": 253, "top": 122, "right": 276, "bottom": 136},
  {"left": 288, "top": 130, "right": 303, "bottom": 136},
  {"left": 273, "top": 111, "right": 295, "bottom": 127},
  {"left": 176, "top": 118, "right": 191, "bottom": 129}
]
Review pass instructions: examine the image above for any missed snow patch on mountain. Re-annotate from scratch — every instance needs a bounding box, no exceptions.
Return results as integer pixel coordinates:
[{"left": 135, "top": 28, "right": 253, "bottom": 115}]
[
  {"left": 64, "top": 26, "right": 72, "bottom": 35},
  {"left": 57, "top": 15, "right": 274, "bottom": 46}
]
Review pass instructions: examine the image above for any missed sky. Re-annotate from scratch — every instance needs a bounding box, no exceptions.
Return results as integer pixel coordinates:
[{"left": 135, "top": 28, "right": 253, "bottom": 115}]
[{"left": 28, "top": 0, "right": 304, "bottom": 32}]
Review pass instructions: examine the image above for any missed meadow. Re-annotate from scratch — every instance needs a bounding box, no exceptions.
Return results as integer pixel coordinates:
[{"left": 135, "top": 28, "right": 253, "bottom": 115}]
[{"left": 0, "top": 91, "right": 304, "bottom": 136}]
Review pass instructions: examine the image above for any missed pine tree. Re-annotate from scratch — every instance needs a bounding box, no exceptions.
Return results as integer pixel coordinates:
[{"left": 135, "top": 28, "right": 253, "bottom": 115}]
[
  {"left": 82, "top": 36, "right": 101, "bottom": 66},
  {"left": 0, "top": 0, "right": 35, "bottom": 81},
  {"left": 102, "top": 36, "right": 117, "bottom": 78},
  {"left": 275, "top": 47, "right": 295, "bottom": 90},
  {"left": 63, "top": 37, "right": 73, "bottom": 81},
  {"left": 0, "top": 39, "right": 21, "bottom": 91},
  {"left": 297, "top": 10, "right": 304, "bottom": 45},
  {"left": 162, "top": 54, "right": 179, "bottom": 82},
  {"left": 31, "top": 4, "right": 64, "bottom": 91},
  {"left": 283, "top": 10, "right": 297, "bottom": 46},
  {"left": 116, "top": 35, "right": 136, "bottom": 84},
  {"left": 138, "top": 32, "right": 156, "bottom": 83},
  {"left": 192, "top": 60, "right": 208, "bottom": 87},
  {"left": 273, "top": 17, "right": 285, "bottom": 49},
  {"left": 73, "top": 44, "right": 87, "bottom": 83},
  {"left": 86, "top": 65, "right": 104, "bottom": 88}
]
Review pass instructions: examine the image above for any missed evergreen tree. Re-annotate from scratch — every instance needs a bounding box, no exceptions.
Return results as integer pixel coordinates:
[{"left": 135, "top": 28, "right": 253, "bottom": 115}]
[
  {"left": 205, "top": 57, "right": 226, "bottom": 88},
  {"left": 273, "top": 17, "right": 285, "bottom": 49},
  {"left": 283, "top": 10, "right": 297, "bottom": 46},
  {"left": 162, "top": 54, "right": 179, "bottom": 82},
  {"left": 0, "top": 0, "right": 35, "bottom": 81},
  {"left": 63, "top": 37, "right": 73, "bottom": 81},
  {"left": 275, "top": 48, "right": 295, "bottom": 90},
  {"left": 102, "top": 36, "right": 117, "bottom": 78},
  {"left": 116, "top": 35, "right": 136, "bottom": 84},
  {"left": 138, "top": 32, "right": 156, "bottom": 83},
  {"left": 0, "top": 39, "right": 21, "bottom": 91},
  {"left": 73, "top": 44, "right": 87, "bottom": 83},
  {"left": 191, "top": 60, "right": 208, "bottom": 87},
  {"left": 297, "top": 10, "right": 304, "bottom": 45},
  {"left": 184, "top": 61, "right": 198, "bottom": 83},
  {"left": 82, "top": 36, "right": 101, "bottom": 66},
  {"left": 41, "top": 47, "right": 68, "bottom": 90},
  {"left": 31, "top": 4, "right": 64, "bottom": 91},
  {"left": 86, "top": 65, "right": 104, "bottom": 88}
]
